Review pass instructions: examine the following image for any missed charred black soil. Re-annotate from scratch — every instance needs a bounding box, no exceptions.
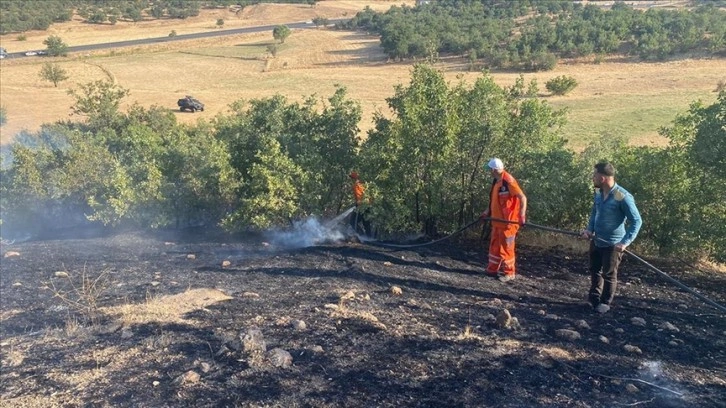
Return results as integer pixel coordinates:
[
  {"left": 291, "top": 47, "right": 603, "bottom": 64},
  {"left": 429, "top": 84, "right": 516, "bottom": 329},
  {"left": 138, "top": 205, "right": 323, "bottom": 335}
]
[{"left": 1, "top": 229, "right": 724, "bottom": 408}]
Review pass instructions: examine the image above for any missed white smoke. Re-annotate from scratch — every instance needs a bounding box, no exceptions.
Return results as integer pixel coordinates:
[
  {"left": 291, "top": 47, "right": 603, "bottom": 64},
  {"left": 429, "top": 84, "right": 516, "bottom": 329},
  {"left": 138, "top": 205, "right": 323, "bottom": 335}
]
[{"left": 266, "top": 208, "right": 355, "bottom": 249}]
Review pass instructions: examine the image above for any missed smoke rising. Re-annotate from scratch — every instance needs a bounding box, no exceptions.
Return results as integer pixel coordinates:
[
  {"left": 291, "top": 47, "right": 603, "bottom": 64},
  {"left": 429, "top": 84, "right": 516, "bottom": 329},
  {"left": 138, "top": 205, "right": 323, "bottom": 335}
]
[{"left": 266, "top": 207, "right": 355, "bottom": 249}]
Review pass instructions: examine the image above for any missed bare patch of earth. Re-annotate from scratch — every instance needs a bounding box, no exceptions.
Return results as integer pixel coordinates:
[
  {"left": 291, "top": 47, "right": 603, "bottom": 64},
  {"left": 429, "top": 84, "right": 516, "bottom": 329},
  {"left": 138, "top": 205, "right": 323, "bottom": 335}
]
[{"left": 1, "top": 229, "right": 724, "bottom": 407}]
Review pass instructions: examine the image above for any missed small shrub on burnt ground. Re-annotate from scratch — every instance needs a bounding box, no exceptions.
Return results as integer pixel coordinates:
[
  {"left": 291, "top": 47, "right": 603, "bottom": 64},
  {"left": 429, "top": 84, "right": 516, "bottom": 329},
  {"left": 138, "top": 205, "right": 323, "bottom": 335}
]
[{"left": 48, "top": 267, "right": 111, "bottom": 325}]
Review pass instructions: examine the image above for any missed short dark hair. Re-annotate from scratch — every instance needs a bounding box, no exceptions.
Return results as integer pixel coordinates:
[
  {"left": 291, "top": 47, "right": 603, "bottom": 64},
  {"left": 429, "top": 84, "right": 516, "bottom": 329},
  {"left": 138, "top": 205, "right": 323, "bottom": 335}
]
[{"left": 594, "top": 162, "right": 615, "bottom": 177}]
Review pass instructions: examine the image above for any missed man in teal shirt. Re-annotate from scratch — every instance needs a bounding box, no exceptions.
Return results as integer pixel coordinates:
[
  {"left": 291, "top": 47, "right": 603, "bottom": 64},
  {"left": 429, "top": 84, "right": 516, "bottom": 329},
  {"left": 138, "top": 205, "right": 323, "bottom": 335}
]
[{"left": 580, "top": 162, "right": 642, "bottom": 314}]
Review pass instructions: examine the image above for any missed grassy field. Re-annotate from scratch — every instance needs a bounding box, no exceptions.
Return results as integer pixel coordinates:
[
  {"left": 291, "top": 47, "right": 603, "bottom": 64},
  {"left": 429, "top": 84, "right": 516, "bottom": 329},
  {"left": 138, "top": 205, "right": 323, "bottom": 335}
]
[{"left": 0, "top": 1, "right": 724, "bottom": 150}]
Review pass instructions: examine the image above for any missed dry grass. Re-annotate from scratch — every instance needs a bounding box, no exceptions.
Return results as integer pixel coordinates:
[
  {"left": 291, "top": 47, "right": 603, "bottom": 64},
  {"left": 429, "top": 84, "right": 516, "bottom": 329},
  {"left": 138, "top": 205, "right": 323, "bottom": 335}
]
[
  {"left": 0, "top": 1, "right": 723, "bottom": 149},
  {"left": 0, "top": 1, "right": 410, "bottom": 52},
  {"left": 105, "top": 288, "right": 232, "bottom": 325}
]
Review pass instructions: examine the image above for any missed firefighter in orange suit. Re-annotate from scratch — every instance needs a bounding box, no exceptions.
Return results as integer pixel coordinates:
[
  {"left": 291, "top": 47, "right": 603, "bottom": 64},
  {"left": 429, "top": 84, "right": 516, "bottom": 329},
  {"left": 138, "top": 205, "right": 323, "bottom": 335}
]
[
  {"left": 480, "top": 158, "right": 527, "bottom": 282},
  {"left": 349, "top": 171, "right": 371, "bottom": 235}
]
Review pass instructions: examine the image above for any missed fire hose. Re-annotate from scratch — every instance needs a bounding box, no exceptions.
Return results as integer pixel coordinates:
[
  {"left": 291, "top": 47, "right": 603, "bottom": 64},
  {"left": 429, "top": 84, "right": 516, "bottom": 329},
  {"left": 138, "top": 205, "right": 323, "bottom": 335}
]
[{"left": 368, "top": 216, "right": 726, "bottom": 314}]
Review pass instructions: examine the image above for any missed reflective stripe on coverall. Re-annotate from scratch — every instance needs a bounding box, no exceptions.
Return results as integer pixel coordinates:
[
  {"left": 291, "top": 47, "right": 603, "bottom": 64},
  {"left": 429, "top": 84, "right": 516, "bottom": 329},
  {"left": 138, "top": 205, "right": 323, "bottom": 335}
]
[{"left": 486, "top": 171, "right": 523, "bottom": 276}]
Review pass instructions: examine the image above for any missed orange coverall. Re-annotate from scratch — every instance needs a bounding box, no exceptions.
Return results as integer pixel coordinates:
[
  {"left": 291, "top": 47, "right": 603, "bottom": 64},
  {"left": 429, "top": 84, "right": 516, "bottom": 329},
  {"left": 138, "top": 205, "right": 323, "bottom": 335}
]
[
  {"left": 485, "top": 171, "right": 525, "bottom": 276},
  {"left": 352, "top": 180, "right": 365, "bottom": 205}
]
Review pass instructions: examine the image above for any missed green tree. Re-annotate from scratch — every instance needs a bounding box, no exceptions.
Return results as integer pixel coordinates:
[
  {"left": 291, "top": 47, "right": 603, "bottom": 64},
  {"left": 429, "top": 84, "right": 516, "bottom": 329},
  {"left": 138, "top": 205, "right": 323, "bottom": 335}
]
[
  {"left": 39, "top": 62, "right": 69, "bottom": 87},
  {"left": 87, "top": 8, "right": 107, "bottom": 24},
  {"left": 312, "top": 16, "right": 328, "bottom": 28},
  {"left": 0, "top": 106, "right": 6, "bottom": 127},
  {"left": 159, "top": 125, "right": 239, "bottom": 229},
  {"left": 123, "top": 6, "right": 143, "bottom": 22},
  {"left": 361, "top": 65, "right": 571, "bottom": 235},
  {"left": 273, "top": 25, "right": 291, "bottom": 44},
  {"left": 43, "top": 35, "right": 69, "bottom": 57},
  {"left": 67, "top": 80, "right": 130, "bottom": 130},
  {"left": 216, "top": 18, "right": 224, "bottom": 28}
]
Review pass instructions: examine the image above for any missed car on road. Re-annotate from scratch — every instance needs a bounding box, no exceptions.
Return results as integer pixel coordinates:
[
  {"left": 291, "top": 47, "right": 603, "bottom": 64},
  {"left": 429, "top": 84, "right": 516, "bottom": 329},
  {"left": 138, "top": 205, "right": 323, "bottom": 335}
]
[
  {"left": 24, "top": 51, "right": 37, "bottom": 56},
  {"left": 177, "top": 96, "right": 204, "bottom": 112}
]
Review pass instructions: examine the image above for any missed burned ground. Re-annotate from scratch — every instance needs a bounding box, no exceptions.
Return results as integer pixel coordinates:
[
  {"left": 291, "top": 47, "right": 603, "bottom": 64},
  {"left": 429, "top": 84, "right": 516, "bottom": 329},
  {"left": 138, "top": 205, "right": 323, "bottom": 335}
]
[{"left": 1, "top": 228, "right": 724, "bottom": 408}]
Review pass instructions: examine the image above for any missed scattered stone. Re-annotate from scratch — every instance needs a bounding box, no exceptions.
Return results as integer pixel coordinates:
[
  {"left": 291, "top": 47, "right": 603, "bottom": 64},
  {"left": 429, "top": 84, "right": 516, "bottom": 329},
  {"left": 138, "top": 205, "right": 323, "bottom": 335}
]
[
  {"left": 324, "top": 303, "right": 339, "bottom": 310},
  {"left": 544, "top": 314, "right": 559, "bottom": 320},
  {"left": 12, "top": 282, "right": 22, "bottom": 287},
  {"left": 340, "top": 291, "right": 356, "bottom": 301},
  {"left": 495, "top": 309, "right": 513, "bottom": 329},
  {"left": 3, "top": 251, "right": 20, "bottom": 258},
  {"left": 241, "top": 328, "right": 266, "bottom": 353},
  {"left": 615, "top": 328, "right": 624, "bottom": 334},
  {"left": 623, "top": 344, "right": 642, "bottom": 354},
  {"left": 241, "top": 292, "right": 260, "bottom": 298},
  {"left": 668, "top": 340, "right": 679, "bottom": 347},
  {"left": 383, "top": 261, "right": 393, "bottom": 266},
  {"left": 150, "top": 281, "right": 160, "bottom": 286},
  {"left": 153, "top": 381, "right": 160, "bottom": 387},
  {"left": 362, "top": 293, "right": 371, "bottom": 301},
  {"left": 574, "top": 320, "right": 590, "bottom": 330},
  {"left": 200, "top": 362, "right": 212, "bottom": 373},
  {"left": 54, "top": 271, "right": 69, "bottom": 278},
  {"left": 120, "top": 327, "right": 134, "bottom": 339},
  {"left": 267, "top": 348, "right": 293, "bottom": 368},
  {"left": 164, "top": 242, "right": 174, "bottom": 246},
  {"left": 311, "top": 345, "right": 324, "bottom": 353},
  {"left": 625, "top": 383, "right": 639, "bottom": 393},
  {"left": 631, "top": 317, "right": 647, "bottom": 327},
  {"left": 221, "top": 260, "right": 231, "bottom": 268},
  {"left": 482, "top": 313, "right": 496, "bottom": 323},
  {"left": 555, "top": 329, "right": 581, "bottom": 341},
  {"left": 173, "top": 370, "right": 200, "bottom": 385},
  {"left": 186, "top": 254, "right": 196, "bottom": 260},
  {"left": 291, "top": 319, "right": 307, "bottom": 331},
  {"left": 599, "top": 335, "right": 609, "bottom": 344},
  {"left": 677, "top": 304, "right": 688, "bottom": 309},
  {"left": 659, "top": 322, "right": 679, "bottom": 332},
  {"left": 537, "top": 309, "right": 547, "bottom": 315},
  {"left": 390, "top": 286, "right": 403, "bottom": 296}
]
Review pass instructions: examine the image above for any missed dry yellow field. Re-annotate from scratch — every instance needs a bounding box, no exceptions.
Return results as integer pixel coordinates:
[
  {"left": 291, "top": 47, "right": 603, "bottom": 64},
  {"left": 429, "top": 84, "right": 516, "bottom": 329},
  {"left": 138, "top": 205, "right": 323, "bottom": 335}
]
[{"left": 0, "top": 1, "right": 724, "bottom": 149}]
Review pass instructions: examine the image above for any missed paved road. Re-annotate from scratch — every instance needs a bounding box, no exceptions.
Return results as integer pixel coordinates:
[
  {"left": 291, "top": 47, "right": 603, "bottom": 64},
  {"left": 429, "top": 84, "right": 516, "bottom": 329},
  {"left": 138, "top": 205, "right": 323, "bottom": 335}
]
[{"left": 2, "top": 19, "right": 346, "bottom": 59}]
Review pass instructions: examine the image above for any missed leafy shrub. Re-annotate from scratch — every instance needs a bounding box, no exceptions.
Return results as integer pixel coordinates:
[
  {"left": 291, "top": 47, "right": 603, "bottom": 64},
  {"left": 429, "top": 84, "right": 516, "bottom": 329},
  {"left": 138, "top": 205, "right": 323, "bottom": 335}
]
[
  {"left": 525, "top": 52, "right": 557, "bottom": 72},
  {"left": 546, "top": 75, "right": 578, "bottom": 96}
]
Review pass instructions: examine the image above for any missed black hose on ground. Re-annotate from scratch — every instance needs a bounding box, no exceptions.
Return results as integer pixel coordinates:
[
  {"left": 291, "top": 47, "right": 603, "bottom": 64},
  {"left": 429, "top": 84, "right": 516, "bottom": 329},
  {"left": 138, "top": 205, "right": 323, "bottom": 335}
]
[
  {"left": 366, "top": 216, "right": 726, "bottom": 314},
  {"left": 493, "top": 217, "right": 726, "bottom": 314},
  {"left": 364, "top": 219, "right": 481, "bottom": 249}
]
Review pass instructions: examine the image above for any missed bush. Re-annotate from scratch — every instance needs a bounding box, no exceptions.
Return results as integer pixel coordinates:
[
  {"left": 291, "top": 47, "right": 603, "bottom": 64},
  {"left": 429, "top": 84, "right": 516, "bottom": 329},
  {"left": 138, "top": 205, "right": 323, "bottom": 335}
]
[
  {"left": 525, "top": 52, "right": 557, "bottom": 72},
  {"left": 546, "top": 75, "right": 578, "bottom": 96},
  {"left": 168, "top": 30, "right": 177, "bottom": 37}
]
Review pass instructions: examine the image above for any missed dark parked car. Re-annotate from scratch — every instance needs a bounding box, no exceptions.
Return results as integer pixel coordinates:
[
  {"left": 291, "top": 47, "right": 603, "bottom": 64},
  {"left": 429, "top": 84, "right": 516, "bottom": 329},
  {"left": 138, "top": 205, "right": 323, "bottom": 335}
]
[{"left": 177, "top": 96, "right": 204, "bottom": 112}]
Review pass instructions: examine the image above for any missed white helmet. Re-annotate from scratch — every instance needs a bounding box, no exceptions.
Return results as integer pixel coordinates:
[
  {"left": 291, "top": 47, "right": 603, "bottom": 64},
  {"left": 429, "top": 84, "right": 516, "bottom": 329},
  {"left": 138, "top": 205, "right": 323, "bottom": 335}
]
[{"left": 487, "top": 158, "right": 504, "bottom": 170}]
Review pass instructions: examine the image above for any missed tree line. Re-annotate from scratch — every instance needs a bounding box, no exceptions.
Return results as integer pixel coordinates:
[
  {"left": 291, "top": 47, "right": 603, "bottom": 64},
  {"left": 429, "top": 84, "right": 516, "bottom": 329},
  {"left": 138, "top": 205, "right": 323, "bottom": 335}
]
[
  {"left": 0, "top": 0, "right": 317, "bottom": 34},
  {"left": 1, "top": 66, "right": 723, "bottom": 262},
  {"left": 340, "top": 1, "right": 726, "bottom": 69}
]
